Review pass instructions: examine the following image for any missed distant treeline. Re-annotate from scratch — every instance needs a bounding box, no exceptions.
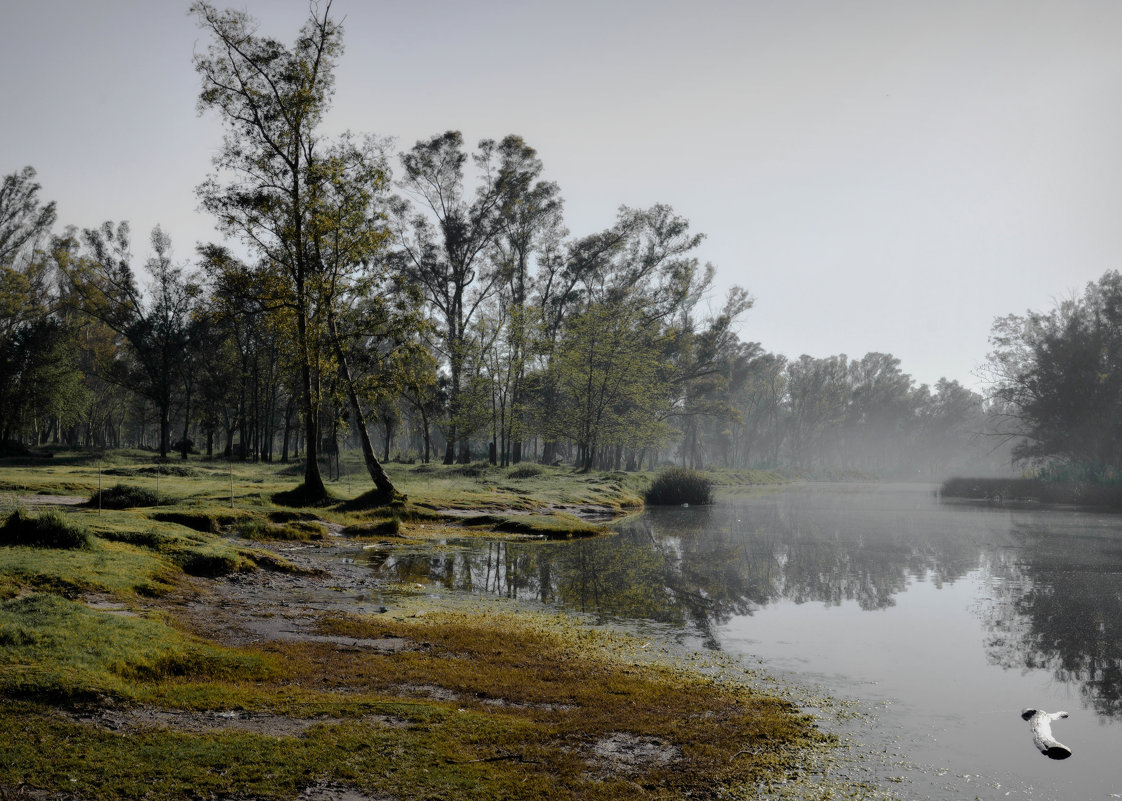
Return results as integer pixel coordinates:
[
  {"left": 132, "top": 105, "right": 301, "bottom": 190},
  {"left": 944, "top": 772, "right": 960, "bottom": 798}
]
[{"left": 2, "top": 2, "right": 1097, "bottom": 488}]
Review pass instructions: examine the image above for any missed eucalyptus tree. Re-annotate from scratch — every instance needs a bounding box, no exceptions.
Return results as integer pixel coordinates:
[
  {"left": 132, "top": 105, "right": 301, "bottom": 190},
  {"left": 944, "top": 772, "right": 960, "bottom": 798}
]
[
  {"left": 841, "top": 352, "right": 915, "bottom": 473},
  {"left": 391, "top": 131, "right": 518, "bottom": 463},
  {"left": 784, "top": 354, "right": 851, "bottom": 469},
  {"left": 488, "top": 136, "right": 565, "bottom": 464},
  {"left": 59, "top": 223, "right": 201, "bottom": 458},
  {"left": 193, "top": 0, "right": 402, "bottom": 499},
  {"left": 0, "top": 167, "right": 84, "bottom": 445},
  {"left": 0, "top": 167, "right": 56, "bottom": 272}
]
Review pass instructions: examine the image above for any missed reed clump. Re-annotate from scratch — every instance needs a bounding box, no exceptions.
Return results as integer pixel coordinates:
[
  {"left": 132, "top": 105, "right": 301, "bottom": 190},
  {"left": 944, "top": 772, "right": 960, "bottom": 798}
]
[{"left": 644, "top": 467, "right": 713, "bottom": 506}]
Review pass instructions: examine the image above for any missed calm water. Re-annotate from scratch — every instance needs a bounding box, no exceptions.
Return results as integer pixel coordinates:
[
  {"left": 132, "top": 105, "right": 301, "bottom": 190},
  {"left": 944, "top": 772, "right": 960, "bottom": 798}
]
[{"left": 369, "top": 484, "right": 1122, "bottom": 799}]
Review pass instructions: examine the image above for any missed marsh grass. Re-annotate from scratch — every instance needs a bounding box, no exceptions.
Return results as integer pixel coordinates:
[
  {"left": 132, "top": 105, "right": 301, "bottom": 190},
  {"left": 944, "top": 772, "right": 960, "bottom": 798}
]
[
  {"left": 235, "top": 518, "right": 327, "bottom": 542},
  {"left": 0, "top": 453, "right": 821, "bottom": 800},
  {"left": 0, "top": 606, "right": 826, "bottom": 800},
  {"left": 91, "top": 483, "right": 162, "bottom": 509},
  {"left": 0, "top": 593, "right": 271, "bottom": 703},
  {"left": 1, "top": 509, "right": 90, "bottom": 550},
  {"left": 644, "top": 467, "right": 714, "bottom": 506}
]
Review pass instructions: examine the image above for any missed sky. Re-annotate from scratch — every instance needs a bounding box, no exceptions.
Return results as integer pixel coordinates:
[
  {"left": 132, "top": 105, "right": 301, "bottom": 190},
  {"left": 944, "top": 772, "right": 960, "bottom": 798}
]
[{"left": 3, "top": 0, "right": 1121, "bottom": 392}]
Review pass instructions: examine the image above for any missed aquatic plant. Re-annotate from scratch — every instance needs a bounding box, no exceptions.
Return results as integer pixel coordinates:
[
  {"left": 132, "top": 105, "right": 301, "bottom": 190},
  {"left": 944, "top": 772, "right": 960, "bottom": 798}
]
[{"left": 644, "top": 468, "right": 713, "bottom": 506}]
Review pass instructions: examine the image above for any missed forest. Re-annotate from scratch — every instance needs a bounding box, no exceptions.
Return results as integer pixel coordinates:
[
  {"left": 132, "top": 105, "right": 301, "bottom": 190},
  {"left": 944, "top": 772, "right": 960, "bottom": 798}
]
[{"left": 1, "top": 0, "right": 1093, "bottom": 495}]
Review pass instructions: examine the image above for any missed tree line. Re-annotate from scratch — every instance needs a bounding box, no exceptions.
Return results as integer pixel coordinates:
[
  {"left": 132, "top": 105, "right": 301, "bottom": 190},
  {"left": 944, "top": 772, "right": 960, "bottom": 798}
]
[{"left": 1, "top": 1, "right": 1024, "bottom": 495}]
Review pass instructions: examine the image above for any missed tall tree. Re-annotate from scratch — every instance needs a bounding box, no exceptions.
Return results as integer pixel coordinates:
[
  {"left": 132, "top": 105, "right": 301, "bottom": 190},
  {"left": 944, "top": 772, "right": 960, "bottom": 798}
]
[
  {"left": 0, "top": 167, "right": 57, "bottom": 273},
  {"left": 391, "top": 131, "right": 512, "bottom": 463},
  {"left": 61, "top": 224, "right": 200, "bottom": 458},
  {"left": 193, "top": 0, "right": 395, "bottom": 500},
  {"left": 985, "top": 270, "right": 1122, "bottom": 473}
]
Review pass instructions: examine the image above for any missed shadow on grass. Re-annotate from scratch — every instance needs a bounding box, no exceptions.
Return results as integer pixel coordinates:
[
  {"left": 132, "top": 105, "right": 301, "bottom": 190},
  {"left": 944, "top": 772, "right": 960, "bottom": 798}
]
[
  {"left": 272, "top": 483, "right": 336, "bottom": 509},
  {"left": 336, "top": 487, "right": 406, "bottom": 512}
]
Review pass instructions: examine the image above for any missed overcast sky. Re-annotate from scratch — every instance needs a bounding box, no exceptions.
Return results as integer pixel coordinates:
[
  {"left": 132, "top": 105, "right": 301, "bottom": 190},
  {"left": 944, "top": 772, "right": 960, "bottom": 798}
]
[{"left": 3, "top": 0, "right": 1120, "bottom": 391}]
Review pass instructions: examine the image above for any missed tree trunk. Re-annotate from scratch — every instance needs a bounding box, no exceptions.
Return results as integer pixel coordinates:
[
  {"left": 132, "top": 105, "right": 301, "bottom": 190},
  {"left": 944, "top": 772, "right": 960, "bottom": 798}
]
[{"left": 327, "top": 312, "right": 397, "bottom": 497}]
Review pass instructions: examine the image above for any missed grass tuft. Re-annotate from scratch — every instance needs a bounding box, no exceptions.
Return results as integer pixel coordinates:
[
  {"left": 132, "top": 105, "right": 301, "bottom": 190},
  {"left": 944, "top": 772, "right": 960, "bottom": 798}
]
[
  {"left": 0, "top": 509, "right": 90, "bottom": 550},
  {"left": 90, "top": 483, "right": 161, "bottom": 509},
  {"left": 507, "top": 466, "right": 543, "bottom": 479},
  {"left": 644, "top": 467, "right": 713, "bottom": 506}
]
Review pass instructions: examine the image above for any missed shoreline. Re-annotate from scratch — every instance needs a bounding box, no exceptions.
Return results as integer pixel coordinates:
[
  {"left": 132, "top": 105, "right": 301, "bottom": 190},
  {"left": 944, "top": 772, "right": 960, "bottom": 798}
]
[{"left": 0, "top": 457, "right": 848, "bottom": 800}]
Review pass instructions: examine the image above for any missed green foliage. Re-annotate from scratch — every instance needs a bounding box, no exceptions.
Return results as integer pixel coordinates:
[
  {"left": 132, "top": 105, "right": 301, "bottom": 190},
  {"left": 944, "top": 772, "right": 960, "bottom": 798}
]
[
  {"left": 644, "top": 468, "right": 713, "bottom": 506},
  {"left": 0, "top": 509, "right": 90, "bottom": 550},
  {"left": 1033, "top": 460, "right": 1122, "bottom": 486},
  {"left": 987, "top": 271, "right": 1122, "bottom": 470}
]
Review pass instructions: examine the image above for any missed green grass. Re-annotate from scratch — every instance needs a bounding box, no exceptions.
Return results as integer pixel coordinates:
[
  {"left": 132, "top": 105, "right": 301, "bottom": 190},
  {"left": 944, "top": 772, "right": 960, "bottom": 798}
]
[
  {"left": 0, "top": 607, "right": 827, "bottom": 800},
  {"left": 0, "top": 450, "right": 824, "bottom": 800},
  {"left": 91, "top": 483, "right": 162, "bottom": 509},
  {"left": 1, "top": 508, "right": 91, "bottom": 549},
  {"left": 0, "top": 593, "right": 270, "bottom": 703}
]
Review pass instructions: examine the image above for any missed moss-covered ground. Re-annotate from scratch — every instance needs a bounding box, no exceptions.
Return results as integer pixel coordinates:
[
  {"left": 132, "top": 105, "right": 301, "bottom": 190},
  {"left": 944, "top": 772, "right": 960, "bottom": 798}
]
[{"left": 0, "top": 451, "right": 836, "bottom": 800}]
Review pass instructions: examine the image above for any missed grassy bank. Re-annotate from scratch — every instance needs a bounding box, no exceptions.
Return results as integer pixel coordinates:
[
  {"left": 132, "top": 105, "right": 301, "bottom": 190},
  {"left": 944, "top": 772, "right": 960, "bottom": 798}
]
[
  {"left": 0, "top": 452, "right": 827, "bottom": 799},
  {"left": 940, "top": 477, "right": 1122, "bottom": 509}
]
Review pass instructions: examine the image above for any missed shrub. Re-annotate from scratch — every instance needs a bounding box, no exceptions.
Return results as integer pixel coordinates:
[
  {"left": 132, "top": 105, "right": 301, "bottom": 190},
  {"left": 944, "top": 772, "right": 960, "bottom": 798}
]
[
  {"left": 0, "top": 509, "right": 91, "bottom": 550},
  {"left": 90, "top": 483, "right": 160, "bottom": 509},
  {"left": 644, "top": 468, "right": 713, "bottom": 506}
]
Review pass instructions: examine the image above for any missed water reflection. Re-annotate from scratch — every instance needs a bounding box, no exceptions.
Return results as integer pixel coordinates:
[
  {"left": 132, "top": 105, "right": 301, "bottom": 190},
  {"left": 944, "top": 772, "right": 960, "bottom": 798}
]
[
  {"left": 983, "top": 519, "right": 1122, "bottom": 718},
  {"left": 370, "top": 485, "right": 1122, "bottom": 719}
]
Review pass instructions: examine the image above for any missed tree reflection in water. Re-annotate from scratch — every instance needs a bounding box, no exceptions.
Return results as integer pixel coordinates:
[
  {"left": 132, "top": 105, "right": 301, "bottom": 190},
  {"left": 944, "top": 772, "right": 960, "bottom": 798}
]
[
  {"left": 982, "top": 517, "right": 1122, "bottom": 718},
  {"left": 368, "top": 487, "right": 1122, "bottom": 718}
]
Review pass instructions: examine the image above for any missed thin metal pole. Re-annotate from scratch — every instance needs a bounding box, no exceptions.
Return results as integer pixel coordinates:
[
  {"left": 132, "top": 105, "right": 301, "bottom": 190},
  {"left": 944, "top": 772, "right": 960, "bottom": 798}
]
[{"left": 98, "top": 462, "right": 102, "bottom": 517}]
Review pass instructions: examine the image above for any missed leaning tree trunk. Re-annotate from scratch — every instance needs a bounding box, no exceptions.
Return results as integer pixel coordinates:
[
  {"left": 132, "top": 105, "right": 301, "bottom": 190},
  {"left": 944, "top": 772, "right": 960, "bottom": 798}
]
[{"left": 328, "top": 313, "right": 397, "bottom": 497}]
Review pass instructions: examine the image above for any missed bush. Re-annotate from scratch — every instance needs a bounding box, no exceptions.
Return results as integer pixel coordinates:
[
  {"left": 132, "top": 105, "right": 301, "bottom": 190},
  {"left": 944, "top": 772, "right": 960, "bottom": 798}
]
[
  {"left": 90, "top": 483, "right": 160, "bottom": 509},
  {"left": 0, "top": 509, "right": 90, "bottom": 550},
  {"left": 644, "top": 468, "right": 713, "bottom": 506}
]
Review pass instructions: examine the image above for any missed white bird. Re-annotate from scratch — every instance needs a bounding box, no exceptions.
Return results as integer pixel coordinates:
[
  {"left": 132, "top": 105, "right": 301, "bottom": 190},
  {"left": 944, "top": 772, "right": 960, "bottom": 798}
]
[{"left": 1021, "top": 708, "right": 1072, "bottom": 759}]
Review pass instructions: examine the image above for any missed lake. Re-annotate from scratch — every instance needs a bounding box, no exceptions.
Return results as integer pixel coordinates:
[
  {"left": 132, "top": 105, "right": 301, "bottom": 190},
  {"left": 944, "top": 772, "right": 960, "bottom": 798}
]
[{"left": 369, "top": 483, "right": 1122, "bottom": 799}]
